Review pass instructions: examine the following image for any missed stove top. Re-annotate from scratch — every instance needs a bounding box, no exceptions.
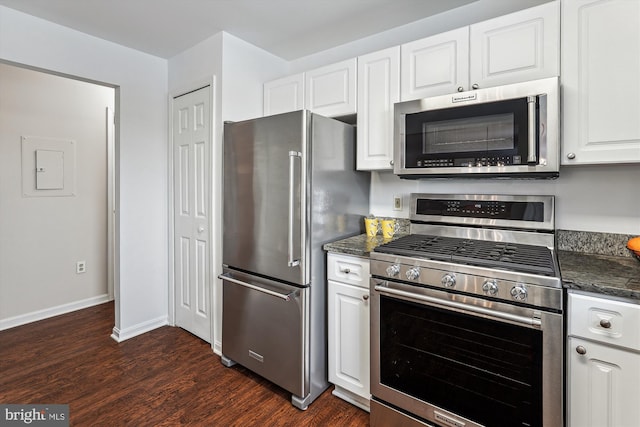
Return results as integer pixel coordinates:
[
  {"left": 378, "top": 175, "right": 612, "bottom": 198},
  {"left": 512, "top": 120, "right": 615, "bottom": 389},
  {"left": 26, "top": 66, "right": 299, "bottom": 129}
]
[{"left": 375, "top": 234, "right": 557, "bottom": 277}]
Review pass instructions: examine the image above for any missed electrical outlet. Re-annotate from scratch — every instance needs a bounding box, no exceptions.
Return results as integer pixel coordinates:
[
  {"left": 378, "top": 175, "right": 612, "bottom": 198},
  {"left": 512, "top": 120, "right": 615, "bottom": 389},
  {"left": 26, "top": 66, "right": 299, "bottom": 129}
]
[
  {"left": 76, "top": 261, "right": 86, "bottom": 274},
  {"left": 393, "top": 195, "right": 402, "bottom": 211}
]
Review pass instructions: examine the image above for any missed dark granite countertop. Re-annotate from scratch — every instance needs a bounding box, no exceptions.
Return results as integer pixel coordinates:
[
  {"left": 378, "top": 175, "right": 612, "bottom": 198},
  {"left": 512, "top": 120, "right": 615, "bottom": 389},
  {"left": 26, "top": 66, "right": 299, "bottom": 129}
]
[
  {"left": 323, "top": 233, "right": 407, "bottom": 257},
  {"left": 558, "top": 250, "right": 640, "bottom": 301},
  {"left": 324, "top": 234, "right": 640, "bottom": 302}
]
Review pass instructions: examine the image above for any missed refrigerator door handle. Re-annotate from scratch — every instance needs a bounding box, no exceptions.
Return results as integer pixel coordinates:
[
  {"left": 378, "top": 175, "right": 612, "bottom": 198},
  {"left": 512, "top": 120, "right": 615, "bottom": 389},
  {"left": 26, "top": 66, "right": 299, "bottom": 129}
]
[
  {"left": 218, "top": 273, "right": 297, "bottom": 301},
  {"left": 288, "top": 150, "right": 302, "bottom": 267}
]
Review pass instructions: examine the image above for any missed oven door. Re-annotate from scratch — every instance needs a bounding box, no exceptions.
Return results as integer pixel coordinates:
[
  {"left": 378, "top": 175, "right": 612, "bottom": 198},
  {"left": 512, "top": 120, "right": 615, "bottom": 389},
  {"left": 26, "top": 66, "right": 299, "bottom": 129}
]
[
  {"left": 405, "top": 98, "right": 533, "bottom": 167},
  {"left": 370, "top": 278, "right": 563, "bottom": 427},
  {"left": 393, "top": 77, "right": 559, "bottom": 178}
]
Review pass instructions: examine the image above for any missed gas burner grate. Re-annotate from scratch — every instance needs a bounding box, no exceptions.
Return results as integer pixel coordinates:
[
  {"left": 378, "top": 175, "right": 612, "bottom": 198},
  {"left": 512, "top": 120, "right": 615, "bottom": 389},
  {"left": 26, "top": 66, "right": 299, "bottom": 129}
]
[{"left": 376, "top": 234, "right": 556, "bottom": 276}]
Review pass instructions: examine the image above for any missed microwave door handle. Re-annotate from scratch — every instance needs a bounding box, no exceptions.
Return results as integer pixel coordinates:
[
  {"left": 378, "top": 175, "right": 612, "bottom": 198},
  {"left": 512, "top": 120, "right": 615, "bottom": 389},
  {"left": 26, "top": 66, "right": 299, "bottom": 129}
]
[
  {"left": 288, "top": 150, "right": 301, "bottom": 267},
  {"left": 527, "top": 96, "right": 537, "bottom": 164}
]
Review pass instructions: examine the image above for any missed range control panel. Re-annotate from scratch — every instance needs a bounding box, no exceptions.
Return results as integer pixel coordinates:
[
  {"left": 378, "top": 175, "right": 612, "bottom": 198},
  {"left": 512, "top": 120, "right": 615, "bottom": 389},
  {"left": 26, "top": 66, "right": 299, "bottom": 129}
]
[
  {"left": 409, "top": 194, "right": 555, "bottom": 232},
  {"left": 416, "top": 198, "right": 544, "bottom": 222}
]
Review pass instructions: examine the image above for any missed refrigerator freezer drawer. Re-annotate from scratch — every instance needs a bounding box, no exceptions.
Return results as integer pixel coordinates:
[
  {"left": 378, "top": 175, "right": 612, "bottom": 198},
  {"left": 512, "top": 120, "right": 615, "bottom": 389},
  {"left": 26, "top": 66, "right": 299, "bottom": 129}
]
[{"left": 220, "top": 271, "right": 307, "bottom": 398}]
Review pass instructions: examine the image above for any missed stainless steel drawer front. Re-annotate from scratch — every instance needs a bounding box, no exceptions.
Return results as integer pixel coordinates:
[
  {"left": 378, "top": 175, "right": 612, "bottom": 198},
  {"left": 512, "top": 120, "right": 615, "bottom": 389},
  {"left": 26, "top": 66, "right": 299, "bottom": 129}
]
[{"left": 220, "top": 270, "right": 307, "bottom": 398}]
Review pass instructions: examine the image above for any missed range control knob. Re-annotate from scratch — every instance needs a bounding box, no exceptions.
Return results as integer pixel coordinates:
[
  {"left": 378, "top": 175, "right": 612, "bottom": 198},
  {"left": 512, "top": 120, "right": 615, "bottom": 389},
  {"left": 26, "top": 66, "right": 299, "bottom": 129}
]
[
  {"left": 386, "top": 264, "right": 400, "bottom": 277},
  {"left": 441, "top": 273, "right": 456, "bottom": 288},
  {"left": 406, "top": 267, "right": 421, "bottom": 281},
  {"left": 510, "top": 285, "right": 528, "bottom": 301},
  {"left": 482, "top": 280, "right": 499, "bottom": 296}
]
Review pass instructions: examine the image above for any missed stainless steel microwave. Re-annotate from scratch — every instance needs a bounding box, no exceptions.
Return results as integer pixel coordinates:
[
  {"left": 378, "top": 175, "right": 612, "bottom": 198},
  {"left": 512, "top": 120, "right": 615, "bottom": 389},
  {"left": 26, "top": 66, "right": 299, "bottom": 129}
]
[{"left": 394, "top": 77, "right": 559, "bottom": 178}]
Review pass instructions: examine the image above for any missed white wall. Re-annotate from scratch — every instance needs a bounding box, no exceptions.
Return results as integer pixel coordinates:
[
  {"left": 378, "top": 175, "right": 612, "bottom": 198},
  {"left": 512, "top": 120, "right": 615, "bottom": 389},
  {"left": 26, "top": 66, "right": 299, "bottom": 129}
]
[
  {"left": 0, "top": 63, "right": 114, "bottom": 327},
  {"left": 370, "top": 165, "right": 640, "bottom": 234},
  {"left": 168, "top": 31, "right": 287, "bottom": 352},
  {"left": 0, "top": 6, "right": 169, "bottom": 339},
  {"left": 221, "top": 32, "right": 289, "bottom": 121}
]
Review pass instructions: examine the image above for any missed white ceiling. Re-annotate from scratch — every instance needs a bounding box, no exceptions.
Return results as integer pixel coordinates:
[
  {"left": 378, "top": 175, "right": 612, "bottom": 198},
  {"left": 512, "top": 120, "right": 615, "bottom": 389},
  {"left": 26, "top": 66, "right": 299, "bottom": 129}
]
[{"left": 0, "top": 0, "right": 478, "bottom": 60}]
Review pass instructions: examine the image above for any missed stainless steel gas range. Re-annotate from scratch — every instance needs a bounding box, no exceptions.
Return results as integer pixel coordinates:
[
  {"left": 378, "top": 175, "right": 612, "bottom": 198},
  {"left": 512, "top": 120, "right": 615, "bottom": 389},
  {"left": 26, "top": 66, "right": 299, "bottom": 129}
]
[{"left": 370, "top": 194, "right": 563, "bottom": 427}]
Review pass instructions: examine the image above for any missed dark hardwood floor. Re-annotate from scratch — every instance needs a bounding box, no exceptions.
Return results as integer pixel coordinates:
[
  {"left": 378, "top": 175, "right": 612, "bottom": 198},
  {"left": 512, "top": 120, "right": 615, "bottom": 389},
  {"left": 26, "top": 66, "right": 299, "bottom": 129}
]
[{"left": 0, "top": 302, "right": 369, "bottom": 426}]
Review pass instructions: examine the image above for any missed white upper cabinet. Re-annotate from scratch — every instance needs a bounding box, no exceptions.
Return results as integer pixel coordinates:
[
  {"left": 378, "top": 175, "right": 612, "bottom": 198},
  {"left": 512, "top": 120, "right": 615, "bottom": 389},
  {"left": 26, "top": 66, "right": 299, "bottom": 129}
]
[
  {"left": 263, "top": 73, "right": 304, "bottom": 116},
  {"left": 357, "top": 47, "right": 400, "bottom": 170},
  {"left": 469, "top": 1, "right": 560, "bottom": 89},
  {"left": 400, "top": 1, "right": 559, "bottom": 101},
  {"left": 400, "top": 27, "right": 469, "bottom": 101},
  {"left": 305, "top": 58, "right": 357, "bottom": 117},
  {"left": 561, "top": 0, "right": 640, "bottom": 165},
  {"left": 263, "top": 58, "right": 356, "bottom": 118}
]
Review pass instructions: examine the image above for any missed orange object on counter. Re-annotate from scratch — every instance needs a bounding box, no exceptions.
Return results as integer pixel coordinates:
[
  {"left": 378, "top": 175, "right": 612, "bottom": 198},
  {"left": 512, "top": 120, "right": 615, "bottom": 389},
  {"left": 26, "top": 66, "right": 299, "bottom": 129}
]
[{"left": 627, "top": 236, "right": 640, "bottom": 259}]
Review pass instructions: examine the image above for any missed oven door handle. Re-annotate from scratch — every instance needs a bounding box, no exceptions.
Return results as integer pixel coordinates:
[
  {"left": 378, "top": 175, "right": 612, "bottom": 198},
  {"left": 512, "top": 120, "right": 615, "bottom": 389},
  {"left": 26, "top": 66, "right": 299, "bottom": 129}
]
[{"left": 374, "top": 285, "right": 542, "bottom": 327}]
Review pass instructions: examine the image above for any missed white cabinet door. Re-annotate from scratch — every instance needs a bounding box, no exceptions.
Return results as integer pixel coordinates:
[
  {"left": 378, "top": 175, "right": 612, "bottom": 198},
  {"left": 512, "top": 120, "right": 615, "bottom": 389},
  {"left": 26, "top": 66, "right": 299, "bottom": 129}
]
[
  {"left": 357, "top": 46, "right": 400, "bottom": 170},
  {"left": 469, "top": 1, "right": 559, "bottom": 90},
  {"left": 328, "top": 279, "right": 370, "bottom": 407},
  {"left": 305, "top": 58, "right": 357, "bottom": 117},
  {"left": 561, "top": 0, "right": 640, "bottom": 165},
  {"left": 567, "top": 337, "right": 640, "bottom": 427},
  {"left": 263, "top": 73, "right": 304, "bottom": 116},
  {"left": 400, "top": 27, "right": 469, "bottom": 101},
  {"left": 400, "top": 2, "right": 559, "bottom": 101}
]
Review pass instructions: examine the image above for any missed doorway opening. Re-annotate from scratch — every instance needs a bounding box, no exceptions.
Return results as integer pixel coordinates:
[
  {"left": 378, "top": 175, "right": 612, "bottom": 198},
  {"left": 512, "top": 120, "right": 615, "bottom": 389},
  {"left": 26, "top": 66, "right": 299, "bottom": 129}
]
[{"left": 0, "top": 61, "right": 118, "bottom": 331}]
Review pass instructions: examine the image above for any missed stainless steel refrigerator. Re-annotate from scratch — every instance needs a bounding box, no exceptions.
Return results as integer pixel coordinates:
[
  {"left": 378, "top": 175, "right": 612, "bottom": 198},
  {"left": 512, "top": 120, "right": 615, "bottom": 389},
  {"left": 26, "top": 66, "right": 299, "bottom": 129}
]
[{"left": 220, "top": 110, "right": 370, "bottom": 410}]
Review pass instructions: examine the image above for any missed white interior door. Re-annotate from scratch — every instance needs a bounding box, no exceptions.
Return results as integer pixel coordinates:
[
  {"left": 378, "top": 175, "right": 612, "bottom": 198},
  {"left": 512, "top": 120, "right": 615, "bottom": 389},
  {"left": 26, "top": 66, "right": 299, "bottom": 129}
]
[{"left": 173, "top": 86, "right": 211, "bottom": 342}]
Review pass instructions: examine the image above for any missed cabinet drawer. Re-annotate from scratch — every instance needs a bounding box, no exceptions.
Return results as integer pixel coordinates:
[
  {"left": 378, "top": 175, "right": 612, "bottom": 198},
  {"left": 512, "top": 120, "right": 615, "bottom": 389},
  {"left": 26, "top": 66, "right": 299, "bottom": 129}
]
[
  {"left": 568, "top": 293, "right": 640, "bottom": 351},
  {"left": 327, "top": 253, "right": 370, "bottom": 288}
]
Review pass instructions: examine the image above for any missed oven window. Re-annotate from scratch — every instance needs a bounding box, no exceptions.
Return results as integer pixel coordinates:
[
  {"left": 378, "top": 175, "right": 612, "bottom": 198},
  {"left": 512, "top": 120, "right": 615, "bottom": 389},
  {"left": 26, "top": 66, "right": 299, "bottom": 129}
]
[
  {"left": 422, "top": 113, "right": 515, "bottom": 154},
  {"left": 379, "top": 295, "right": 543, "bottom": 427},
  {"left": 404, "top": 98, "right": 530, "bottom": 167}
]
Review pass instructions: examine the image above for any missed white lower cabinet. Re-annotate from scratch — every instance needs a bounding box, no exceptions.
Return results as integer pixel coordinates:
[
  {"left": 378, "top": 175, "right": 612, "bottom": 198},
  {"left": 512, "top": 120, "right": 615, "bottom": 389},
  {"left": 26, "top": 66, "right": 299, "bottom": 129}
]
[
  {"left": 327, "top": 253, "right": 370, "bottom": 411},
  {"left": 567, "top": 292, "right": 640, "bottom": 427},
  {"left": 568, "top": 337, "right": 640, "bottom": 427}
]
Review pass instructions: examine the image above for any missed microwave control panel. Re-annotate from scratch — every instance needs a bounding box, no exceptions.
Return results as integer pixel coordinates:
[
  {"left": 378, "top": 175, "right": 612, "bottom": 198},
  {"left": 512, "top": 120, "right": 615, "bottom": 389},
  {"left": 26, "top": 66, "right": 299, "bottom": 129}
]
[{"left": 416, "top": 155, "right": 521, "bottom": 168}]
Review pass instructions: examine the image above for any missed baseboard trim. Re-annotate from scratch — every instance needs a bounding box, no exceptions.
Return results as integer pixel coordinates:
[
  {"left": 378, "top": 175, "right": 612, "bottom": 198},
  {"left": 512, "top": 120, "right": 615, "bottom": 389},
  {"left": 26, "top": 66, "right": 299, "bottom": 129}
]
[
  {"left": 332, "top": 385, "right": 371, "bottom": 412},
  {"left": 0, "top": 294, "right": 112, "bottom": 331},
  {"left": 110, "top": 315, "right": 168, "bottom": 343},
  {"left": 213, "top": 339, "right": 222, "bottom": 356}
]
